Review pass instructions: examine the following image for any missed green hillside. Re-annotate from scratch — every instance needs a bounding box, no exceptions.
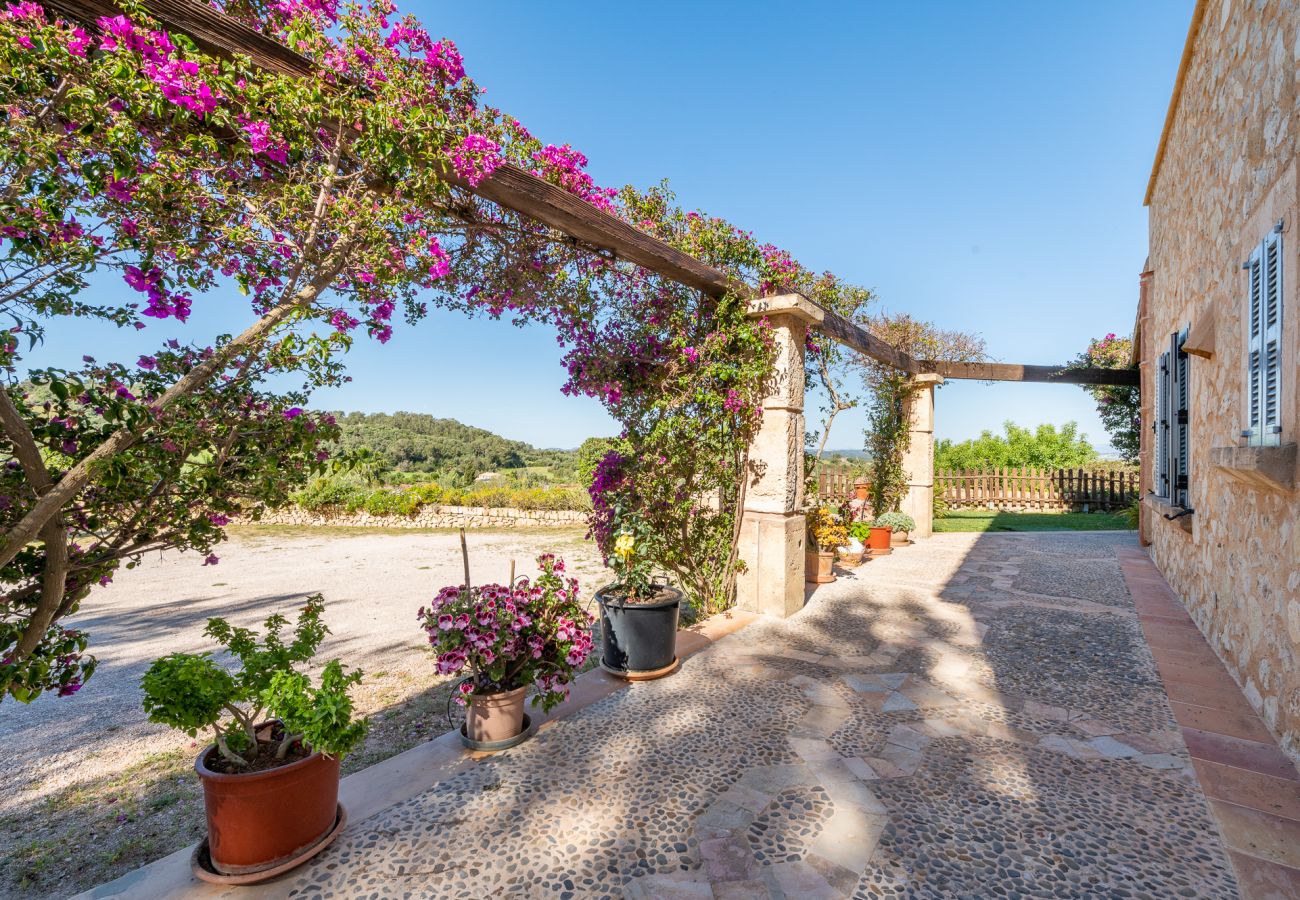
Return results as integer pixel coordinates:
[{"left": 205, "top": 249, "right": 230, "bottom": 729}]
[{"left": 329, "top": 411, "right": 578, "bottom": 482}]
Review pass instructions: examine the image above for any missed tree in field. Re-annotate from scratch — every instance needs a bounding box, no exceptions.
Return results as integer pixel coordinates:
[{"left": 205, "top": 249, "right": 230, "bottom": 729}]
[
  {"left": 0, "top": 0, "right": 581, "bottom": 701},
  {"left": 935, "top": 421, "right": 1099, "bottom": 471},
  {"left": 1072, "top": 333, "right": 1139, "bottom": 464},
  {"left": 860, "top": 313, "right": 985, "bottom": 514}
]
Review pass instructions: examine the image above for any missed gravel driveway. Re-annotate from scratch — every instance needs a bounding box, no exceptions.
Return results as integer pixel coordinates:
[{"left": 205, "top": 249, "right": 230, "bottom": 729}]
[{"left": 0, "top": 525, "right": 604, "bottom": 898}]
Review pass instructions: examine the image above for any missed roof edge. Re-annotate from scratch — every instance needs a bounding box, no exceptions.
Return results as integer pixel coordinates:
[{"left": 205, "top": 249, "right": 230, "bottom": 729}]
[{"left": 1143, "top": 0, "right": 1210, "bottom": 207}]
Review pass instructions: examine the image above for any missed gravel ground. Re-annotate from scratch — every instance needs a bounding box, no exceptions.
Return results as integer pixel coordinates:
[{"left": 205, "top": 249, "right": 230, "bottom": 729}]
[{"left": 0, "top": 525, "right": 603, "bottom": 899}]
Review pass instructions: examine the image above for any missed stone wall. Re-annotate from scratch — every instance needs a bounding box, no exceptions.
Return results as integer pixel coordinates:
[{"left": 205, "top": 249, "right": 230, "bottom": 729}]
[
  {"left": 1144, "top": 0, "right": 1300, "bottom": 762},
  {"left": 237, "top": 504, "right": 588, "bottom": 530}
]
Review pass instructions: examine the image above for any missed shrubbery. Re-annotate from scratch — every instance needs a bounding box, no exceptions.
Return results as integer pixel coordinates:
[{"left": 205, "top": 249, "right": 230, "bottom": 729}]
[{"left": 288, "top": 476, "right": 591, "bottom": 515}]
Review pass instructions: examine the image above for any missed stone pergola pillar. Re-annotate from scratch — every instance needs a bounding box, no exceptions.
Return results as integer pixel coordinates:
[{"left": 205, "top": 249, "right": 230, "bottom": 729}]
[
  {"left": 735, "top": 294, "right": 823, "bottom": 618},
  {"left": 899, "top": 373, "right": 942, "bottom": 540}
]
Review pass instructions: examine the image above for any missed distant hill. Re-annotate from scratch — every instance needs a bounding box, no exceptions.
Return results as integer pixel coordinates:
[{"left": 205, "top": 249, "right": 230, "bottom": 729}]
[{"left": 329, "top": 411, "right": 578, "bottom": 480}]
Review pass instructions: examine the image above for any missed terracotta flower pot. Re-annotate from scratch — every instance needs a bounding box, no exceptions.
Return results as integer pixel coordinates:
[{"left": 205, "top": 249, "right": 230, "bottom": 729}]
[
  {"left": 195, "top": 739, "right": 340, "bottom": 876},
  {"left": 853, "top": 479, "right": 870, "bottom": 501},
  {"left": 890, "top": 529, "right": 910, "bottom": 547},
  {"left": 866, "top": 526, "right": 893, "bottom": 555},
  {"left": 838, "top": 550, "right": 865, "bottom": 567},
  {"left": 805, "top": 548, "right": 836, "bottom": 584},
  {"left": 466, "top": 685, "right": 528, "bottom": 743}
]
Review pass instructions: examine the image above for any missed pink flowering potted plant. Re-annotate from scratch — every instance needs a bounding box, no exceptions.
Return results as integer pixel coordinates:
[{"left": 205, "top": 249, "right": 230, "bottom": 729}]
[{"left": 418, "top": 554, "right": 593, "bottom": 745}]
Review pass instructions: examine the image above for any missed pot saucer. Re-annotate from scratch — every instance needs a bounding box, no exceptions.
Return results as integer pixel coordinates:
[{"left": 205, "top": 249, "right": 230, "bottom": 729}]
[
  {"left": 191, "top": 804, "right": 347, "bottom": 885},
  {"left": 460, "top": 713, "right": 533, "bottom": 752},
  {"left": 600, "top": 655, "right": 680, "bottom": 681}
]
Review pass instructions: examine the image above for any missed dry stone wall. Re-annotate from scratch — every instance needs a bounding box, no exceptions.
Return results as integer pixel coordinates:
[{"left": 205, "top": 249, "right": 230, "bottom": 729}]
[
  {"left": 1145, "top": 0, "right": 1300, "bottom": 763},
  {"left": 237, "top": 505, "right": 587, "bottom": 529}
]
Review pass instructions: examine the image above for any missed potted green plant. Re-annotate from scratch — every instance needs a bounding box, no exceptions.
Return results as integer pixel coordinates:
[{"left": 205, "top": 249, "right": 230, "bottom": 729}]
[
  {"left": 875, "top": 511, "right": 916, "bottom": 546},
  {"left": 140, "top": 596, "right": 367, "bottom": 880},
  {"left": 844, "top": 521, "right": 874, "bottom": 566},
  {"left": 419, "top": 553, "right": 593, "bottom": 743},
  {"left": 595, "top": 517, "right": 683, "bottom": 679},
  {"left": 806, "top": 507, "right": 848, "bottom": 583}
]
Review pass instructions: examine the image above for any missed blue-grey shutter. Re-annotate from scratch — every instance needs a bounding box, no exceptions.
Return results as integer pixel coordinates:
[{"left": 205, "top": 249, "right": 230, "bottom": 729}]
[
  {"left": 1261, "top": 231, "right": 1283, "bottom": 445},
  {"left": 1247, "top": 243, "right": 1264, "bottom": 441},
  {"left": 1174, "top": 330, "right": 1189, "bottom": 506},
  {"left": 1156, "top": 350, "right": 1170, "bottom": 497}
]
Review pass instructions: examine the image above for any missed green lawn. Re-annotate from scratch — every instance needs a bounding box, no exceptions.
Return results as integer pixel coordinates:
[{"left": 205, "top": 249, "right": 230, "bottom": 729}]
[{"left": 933, "top": 509, "right": 1135, "bottom": 532}]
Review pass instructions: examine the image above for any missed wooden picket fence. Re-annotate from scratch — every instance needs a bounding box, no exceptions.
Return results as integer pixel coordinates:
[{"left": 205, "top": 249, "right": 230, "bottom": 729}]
[
  {"left": 935, "top": 467, "right": 1139, "bottom": 511},
  {"left": 813, "top": 462, "right": 864, "bottom": 503},
  {"left": 812, "top": 462, "right": 1139, "bottom": 511}
]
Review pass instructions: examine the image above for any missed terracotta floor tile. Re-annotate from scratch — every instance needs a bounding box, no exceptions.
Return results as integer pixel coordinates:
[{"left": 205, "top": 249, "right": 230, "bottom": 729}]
[
  {"left": 1193, "top": 759, "right": 1300, "bottom": 822},
  {"left": 1228, "top": 851, "right": 1300, "bottom": 900},
  {"left": 1148, "top": 643, "right": 1222, "bottom": 669},
  {"left": 1171, "top": 702, "right": 1277, "bottom": 743},
  {"left": 1182, "top": 728, "right": 1300, "bottom": 781},
  {"left": 1144, "top": 627, "right": 1214, "bottom": 654},
  {"left": 1163, "top": 677, "right": 1256, "bottom": 712},
  {"left": 676, "top": 630, "right": 710, "bottom": 658},
  {"left": 1210, "top": 801, "right": 1300, "bottom": 868},
  {"left": 1138, "top": 613, "right": 1201, "bottom": 632},
  {"left": 1154, "top": 658, "right": 1244, "bottom": 692}
]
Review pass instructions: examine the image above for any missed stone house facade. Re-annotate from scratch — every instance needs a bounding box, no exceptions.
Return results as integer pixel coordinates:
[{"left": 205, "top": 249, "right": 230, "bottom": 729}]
[{"left": 1139, "top": 0, "right": 1299, "bottom": 763}]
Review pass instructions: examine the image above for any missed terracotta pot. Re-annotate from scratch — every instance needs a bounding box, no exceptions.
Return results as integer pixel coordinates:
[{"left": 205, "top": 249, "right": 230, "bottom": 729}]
[
  {"left": 890, "top": 529, "right": 910, "bottom": 547},
  {"left": 853, "top": 479, "right": 870, "bottom": 501},
  {"left": 838, "top": 550, "right": 865, "bottom": 568},
  {"left": 866, "top": 526, "right": 893, "bottom": 554},
  {"left": 466, "top": 685, "right": 528, "bottom": 743},
  {"left": 196, "top": 738, "right": 340, "bottom": 876},
  {"left": 805, "top": 548, "right": 836, "bottom": 584}
]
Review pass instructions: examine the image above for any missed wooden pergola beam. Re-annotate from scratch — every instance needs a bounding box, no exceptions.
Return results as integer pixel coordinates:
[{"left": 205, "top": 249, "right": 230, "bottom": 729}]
[
  {"left": 919, "top": 360, "right": 1139, "bottom": 386},
  {"left": 39, "top": 0, "right": 922, "bottom": 374}
]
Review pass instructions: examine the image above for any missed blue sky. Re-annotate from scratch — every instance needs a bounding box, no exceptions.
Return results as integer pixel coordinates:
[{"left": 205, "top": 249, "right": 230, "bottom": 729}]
[{"left": 34, "top": 0, "right": 1192, "bottom": 451}]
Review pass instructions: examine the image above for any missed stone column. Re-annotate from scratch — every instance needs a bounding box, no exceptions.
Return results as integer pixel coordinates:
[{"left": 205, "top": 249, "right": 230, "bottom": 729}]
[
  {"left": 899, "top": 374, "right": 942, "bottom": 540},
  {"left": 735, "top": 294, "right": 823, "bottom": 618}
]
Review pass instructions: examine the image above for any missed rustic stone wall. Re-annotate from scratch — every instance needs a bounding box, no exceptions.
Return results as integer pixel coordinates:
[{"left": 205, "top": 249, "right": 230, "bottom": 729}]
[
  {"left": 236, "top": 505, "right": 588, "bottom": 529},
  {"left": 1145, "top": 0, "right": 1300, "bottom": 763}
]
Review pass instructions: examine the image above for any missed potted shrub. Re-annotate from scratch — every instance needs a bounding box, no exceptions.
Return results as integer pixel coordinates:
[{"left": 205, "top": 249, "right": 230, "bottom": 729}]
[
  {"left": 806, "top": 507, "right": 848, "bottom": 584},
  {"left": 595, "top": 517, "right": 683, "bottom": 679},
  {"left": 875, "top": 511, "right": 916, "bottom": 546},
  {"left": 419, "top": 553, "right": 593, "bottom": 743},
  {"left": 141, "top": 596, "right": 367, "bottom": 879},
  {"left": 865, "top": 521, "right": 893, "bottom": 556}
]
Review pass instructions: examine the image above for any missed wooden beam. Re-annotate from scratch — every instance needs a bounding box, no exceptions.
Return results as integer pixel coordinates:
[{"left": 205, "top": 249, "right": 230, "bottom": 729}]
[
  {"left": 920, "top": 361, "right": 1140, "bottom": 386},
  {"left": 819, "top": 310, "right": 919, "bottom": 374},
  {"left": 41, "top": 0, "right": 924, "bottom": 374}
]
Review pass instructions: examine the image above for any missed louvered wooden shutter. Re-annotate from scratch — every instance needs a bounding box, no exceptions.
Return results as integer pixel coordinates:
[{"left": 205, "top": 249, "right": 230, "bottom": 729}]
[
  {"left": 1261, "top": 231, "right": 1283, "bottom": 445},
  {"left": 1156, "top": 350, "right": 1170, "bottom": 497},
  {"left": 1174, "top": 330, "right": 1190, "bottom": 507},
  {"left": 1247, "top": 231, "right": 1283, "bottom": 446}
]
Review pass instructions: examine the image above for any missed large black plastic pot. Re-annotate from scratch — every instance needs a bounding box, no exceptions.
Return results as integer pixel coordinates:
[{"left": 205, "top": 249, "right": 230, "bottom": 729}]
[{"left": 596, "top": 584, "right": 682, "bottom": 679}]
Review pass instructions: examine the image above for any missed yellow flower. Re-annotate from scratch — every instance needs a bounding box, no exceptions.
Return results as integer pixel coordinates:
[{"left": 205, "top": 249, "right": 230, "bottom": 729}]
[{"left": 614, "top": 532, "right": 635, "bottom": 560}]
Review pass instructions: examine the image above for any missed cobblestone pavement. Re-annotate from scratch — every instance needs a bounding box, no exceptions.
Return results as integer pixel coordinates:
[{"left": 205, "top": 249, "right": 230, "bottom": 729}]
[{"left": 277, "top": 531, "right": 1239, "bottom": 899}]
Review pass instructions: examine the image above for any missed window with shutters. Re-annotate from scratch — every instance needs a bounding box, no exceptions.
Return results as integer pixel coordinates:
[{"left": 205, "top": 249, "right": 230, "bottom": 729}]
[
  {"left": 1170, "top": 329, "right": 1190, "bottom": 507},
  {"left": 1245, "top": 229, "right": 1283, "bottom": 446},
  {"left": 1153, "top": 333, "right": 1190, "bottom": 504},
  {"left": 1155, "top": 349, "right": 1170, "bottom": 498}
]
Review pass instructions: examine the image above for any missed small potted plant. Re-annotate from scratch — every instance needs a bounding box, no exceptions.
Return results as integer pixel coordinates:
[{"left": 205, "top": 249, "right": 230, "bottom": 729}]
[
  {"left": 419, "top": 553, "right": 593, "bottom": 744},
  {"left": 595, "top": 516, "right": 683, "bottom": 679},
  {"left": 853, "top": 477, "right": 871, "bottom": 501},
  {"left": 844, "top": 522, "right": 874, "bottom": 566},
  {"left": 141, "top": 596, "right": 367, "bottom": 880},
  {"left": 875, "top": 511, "right": 916, "bottom": 546},
  {"left": 806, "top": 507, "right": 848, "bottom": 583}
]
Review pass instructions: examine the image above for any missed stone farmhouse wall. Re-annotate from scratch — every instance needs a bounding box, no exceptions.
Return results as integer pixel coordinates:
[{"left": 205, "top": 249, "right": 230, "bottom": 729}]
[
  {"left": 238, "top": 505, "right": 587, "bottom": 529},
  {"left": 1143, "top": 0, "right": 1300, "bottom": 762}
]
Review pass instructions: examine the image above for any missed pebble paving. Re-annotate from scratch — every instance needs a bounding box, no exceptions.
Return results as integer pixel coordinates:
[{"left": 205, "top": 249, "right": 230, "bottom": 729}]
[{"left": 279, "top": 531, "right": 1239, "bottom": 898}]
